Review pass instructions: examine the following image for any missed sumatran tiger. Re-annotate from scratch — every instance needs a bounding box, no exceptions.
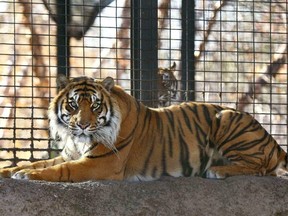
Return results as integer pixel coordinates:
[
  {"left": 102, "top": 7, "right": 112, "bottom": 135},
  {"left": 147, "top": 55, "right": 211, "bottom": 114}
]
[
  {"left": 0, "top": 76, "right": 287, "bottom": 182},
  {"left": 158, "top": 62, "right": 178, "bottom": 107}
]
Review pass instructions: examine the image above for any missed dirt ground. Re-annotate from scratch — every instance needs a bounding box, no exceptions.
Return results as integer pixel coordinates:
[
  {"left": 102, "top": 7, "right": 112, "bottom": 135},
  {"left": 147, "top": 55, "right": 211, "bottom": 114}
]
[{"left": 1, "top": 176, "right": 288, "bottom": 216}]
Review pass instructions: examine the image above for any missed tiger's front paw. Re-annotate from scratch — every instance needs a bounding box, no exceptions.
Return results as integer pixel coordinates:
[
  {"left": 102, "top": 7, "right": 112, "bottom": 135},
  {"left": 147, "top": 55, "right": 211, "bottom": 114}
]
[
  {"left": 0, "top": 167, "right": 21, "bottom": 178},
  {"left": 12, "top": 169, "right": 40, "bottom": 180},
  {"left": 0, "top": 168, "right": 11, "bottom": 178}
]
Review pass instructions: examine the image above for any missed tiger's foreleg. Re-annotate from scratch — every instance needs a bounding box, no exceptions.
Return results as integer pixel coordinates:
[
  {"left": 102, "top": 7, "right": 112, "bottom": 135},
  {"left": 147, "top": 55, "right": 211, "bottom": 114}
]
[
  {"left": 10, "top": 157, "right": 125, "bottom": 182},
  {"left": 0, "top": 156, "right": 65, "bottom": 178}
]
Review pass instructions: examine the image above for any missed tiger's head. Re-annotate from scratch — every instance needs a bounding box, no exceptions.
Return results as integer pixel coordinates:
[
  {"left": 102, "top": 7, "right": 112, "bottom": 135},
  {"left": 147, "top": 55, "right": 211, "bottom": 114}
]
[
  {"left": 158, "top": 62, "right": 177, "bottom": 88},
  {"left": 48, "top": 76, "right": 121, "bottom": 150}
]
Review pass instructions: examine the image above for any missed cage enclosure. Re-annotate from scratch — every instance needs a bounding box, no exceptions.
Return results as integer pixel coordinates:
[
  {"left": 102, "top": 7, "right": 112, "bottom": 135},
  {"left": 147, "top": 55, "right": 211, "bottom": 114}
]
[{"left": 0, "top": 0, "right": 287, "bottom": 168}]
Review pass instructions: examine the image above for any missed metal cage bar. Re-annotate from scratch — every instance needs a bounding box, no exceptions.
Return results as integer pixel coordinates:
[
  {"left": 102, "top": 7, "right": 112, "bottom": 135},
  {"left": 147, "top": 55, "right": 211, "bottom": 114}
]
[
  {"left": 181, "top": 0, "right": 195, "bottom": 101},
  {"left": 131, "top": 0, "right": 158, "bottom": 107},
  {"left": 56, "top": 0, "right": 71, "bottom": 80}
]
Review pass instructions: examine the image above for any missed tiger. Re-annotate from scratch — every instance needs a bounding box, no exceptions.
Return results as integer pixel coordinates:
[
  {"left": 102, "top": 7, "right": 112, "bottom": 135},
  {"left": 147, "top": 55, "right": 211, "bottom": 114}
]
[
  {"left": 0, "top": 75, "right": 287, "bottom": 182},
  {"left": 158, "top": 62, "right": 178, "bottom": 107}
]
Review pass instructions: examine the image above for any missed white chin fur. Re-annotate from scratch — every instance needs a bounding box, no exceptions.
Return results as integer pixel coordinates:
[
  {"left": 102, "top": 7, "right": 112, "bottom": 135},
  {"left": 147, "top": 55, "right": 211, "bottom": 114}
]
[{"left": 73, "top": 135, "right": 91, "bottom": 144}]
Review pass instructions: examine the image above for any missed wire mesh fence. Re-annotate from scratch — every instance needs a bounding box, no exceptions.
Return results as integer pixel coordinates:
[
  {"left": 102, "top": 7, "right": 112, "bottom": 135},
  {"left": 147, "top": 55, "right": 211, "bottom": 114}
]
[{"left": 0, "top": 0, "right": 287, "bottom": 168}]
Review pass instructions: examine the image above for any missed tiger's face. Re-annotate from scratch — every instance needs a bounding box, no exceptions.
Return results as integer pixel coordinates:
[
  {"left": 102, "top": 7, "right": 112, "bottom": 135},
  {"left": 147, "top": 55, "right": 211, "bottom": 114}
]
[
  {"left": 62, "top": 83, "right": 110, "bottom": 141},
  {"left": 158, "top": 62, "right": 177, "bottom": 88},
  {"left": 160, "top": 72, "right": 174, "bottom": 87},
  {"left": 49, "top": 76, "right": 121, "bottom": 150}
]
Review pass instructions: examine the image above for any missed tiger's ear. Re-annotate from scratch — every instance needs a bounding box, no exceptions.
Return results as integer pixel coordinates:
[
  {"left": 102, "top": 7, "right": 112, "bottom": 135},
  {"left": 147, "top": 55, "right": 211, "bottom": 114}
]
[
  {"left": 56, "top": 74, "right": 69, "bottom": 91},
  {"left": 101, "top": 76, "right": 115, "bottom": 91},
  {"left": 170, "top": 62, "right": 176, "bottom": 71}
]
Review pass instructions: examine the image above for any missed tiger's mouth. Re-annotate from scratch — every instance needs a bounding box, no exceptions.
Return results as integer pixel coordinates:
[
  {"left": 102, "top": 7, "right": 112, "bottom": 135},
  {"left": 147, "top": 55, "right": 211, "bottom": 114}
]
[{"left": 71, "top": 128, "right": 91, "bottom": 137}]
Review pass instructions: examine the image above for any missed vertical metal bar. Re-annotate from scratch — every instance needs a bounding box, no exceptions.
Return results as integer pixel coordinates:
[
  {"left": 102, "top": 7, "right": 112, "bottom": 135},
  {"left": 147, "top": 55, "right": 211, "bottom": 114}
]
[
  {"left": 181, "top": 0, "right": 195, "bottom": 101},
  {"left": 286, "top": 1, "right": 288, "bottom": 152},
  {"left": 56, "top": 0, "right": 70, "bottom": 81},
  {"left": 140, "top": 0, "right": 158, "bottom": 107},
  {"left": 131, "top": 0, "right": 158, "bottom": 107},
  {"left": 12, "top": 0, "right": 17, "bottom": 166},
  {"left": 130, "top": 0, "right": 141, "bottom": 100}
]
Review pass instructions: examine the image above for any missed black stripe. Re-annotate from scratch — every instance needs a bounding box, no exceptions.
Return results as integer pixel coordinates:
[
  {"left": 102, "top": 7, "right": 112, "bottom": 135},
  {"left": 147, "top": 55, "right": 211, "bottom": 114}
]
[
  {"left": 143, "top": 109, "right": 152, "bottom": 132},
  {"left": 211, "top": 104, "right": 225, "bottom": 112},
  {"left": 233, "top": 112, "right": 244, "bottom": 124},
  {"left": 217, "top": 116, "right": 254, "bottom": 150},
  {"left": 108, "top": 97, "right": 114, "bottom": 116},
  {"left": 227, "top": 150, "right": 263, "bottom": 162},
  {"left": 66, "top": 165, "right": 71, "bottom": 182},
  {"left": 194, "top": 121, "right": 208, "bottom": 147},
  {"left": 186, "top": 103, "right": 200, "bottom": 122},
  {"left": 74, "top": 89, "right": 97, "bottom": 96},
  {"left": 162, "top": 135, "right": 167, "bottom": 176},
  {"left": 63, "top": 147, "right": 76, "bottom": 160},
  {"left": 86, "top": 142, "right": 130, "bottom": 159},
  {"left": 54, "top": 100, "right": 60, "bottom": 116},
  {"left": 177, "top": 117, "right": 185, "bottom": 137},
  {"left": 180, "top": 107, "right": 193, "bottom": 132},
  {"left": 73, "top": 83, "right": 98, "bottom": 92},
  {"left": 100, "top": 91, "right": 104, "bottom": 104},
  {"left": 56, "top": 92, "right": 69, "bottom": 117},
  {"left": 84, "top": 143, "right": 99, "bottom": 154},
  {"left": 199, "top": 146, "right": 210, "bottom": 176},
  {"left": 223, "top": 135, "right": 268, "bottom": 157},
  {"left": 267, "top": 141, "right": 278, "bottom": 161},
  {"left": 231, "top": 154, "right": 263, "bottom": 168},
  {"left": 267, "top": 163, "right": 279, "bottom": 173},
  {"left": 222, "top": 119, "right": 257, "bottom": 145},
  {"left": 154, "top": 112, "right": 163, "bottom": 135},
  {"left": 140, "top": 136, "right": 156, "bottom": 176},
  {"left": 179, "top": 132, "right": 193, "bottom": 177},
  {"left": 258, "top": 133, "right": 272, "bottom": 151},
  {"left": 212, "top": 112, "right": 221, "bottom": 142},
  {"left": 202, "top": 105, "right": 213, "bottom": 126},
  {"left": 167, "top": 127, "right": 173, "bottom": 157},
  {"left": 59, "top": 165, "right": 64, "bottom": 181},
  {"left": 164, "top": 109, "right": 175, "bottom": 135},
  {"left": 152, "top": 167, "right": 158, "bottom": 178}
]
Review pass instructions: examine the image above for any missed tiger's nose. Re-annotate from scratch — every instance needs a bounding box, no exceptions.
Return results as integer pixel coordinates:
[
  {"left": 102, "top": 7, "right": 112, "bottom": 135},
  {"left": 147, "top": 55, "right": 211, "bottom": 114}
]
[{"left": 76, "top": 122, "right": 90, "bottom": 129}]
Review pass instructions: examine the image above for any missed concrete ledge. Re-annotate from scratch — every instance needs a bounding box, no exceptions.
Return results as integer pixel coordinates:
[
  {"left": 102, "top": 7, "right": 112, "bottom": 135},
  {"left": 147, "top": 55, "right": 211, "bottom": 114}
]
[{"left": 1, "top": 176, "right": 288, "bottom": 216}]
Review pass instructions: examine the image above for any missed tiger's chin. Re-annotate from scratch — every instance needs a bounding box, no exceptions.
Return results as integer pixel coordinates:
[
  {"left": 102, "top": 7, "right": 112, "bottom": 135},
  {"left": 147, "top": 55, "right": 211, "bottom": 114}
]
[
  {"left": 70, "top": 129, "right": 92, "bottom": 142},
  {"left": 72, "top": 134, "right": 92, "bottom": 144},
  {"left": 70, "top": 128, "right": 118, "bottom": 151}
]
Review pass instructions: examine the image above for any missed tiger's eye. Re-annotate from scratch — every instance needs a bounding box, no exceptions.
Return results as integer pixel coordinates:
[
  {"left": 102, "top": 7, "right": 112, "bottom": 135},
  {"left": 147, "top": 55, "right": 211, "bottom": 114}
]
[
  {"left": 69, "top": 100, "right": 78, "bottom": 109},
  {"left": 92, "top": 103, "right": 101, "bottom": 111}
]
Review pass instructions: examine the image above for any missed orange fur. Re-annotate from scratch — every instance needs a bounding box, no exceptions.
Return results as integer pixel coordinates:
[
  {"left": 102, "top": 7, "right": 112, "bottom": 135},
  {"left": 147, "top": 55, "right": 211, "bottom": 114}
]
[{"left": 0, "top": 76, "right": 287, "bottom": 182}]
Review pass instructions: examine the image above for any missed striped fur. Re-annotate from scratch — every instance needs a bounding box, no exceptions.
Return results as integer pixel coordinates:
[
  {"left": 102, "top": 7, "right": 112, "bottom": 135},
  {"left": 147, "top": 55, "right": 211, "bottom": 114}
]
[
  {"left": 158, "top": 62, "right": 178, "bottom": 107},
  {"left": 0, "top": 76, "right": 287, "bottom": 182}
]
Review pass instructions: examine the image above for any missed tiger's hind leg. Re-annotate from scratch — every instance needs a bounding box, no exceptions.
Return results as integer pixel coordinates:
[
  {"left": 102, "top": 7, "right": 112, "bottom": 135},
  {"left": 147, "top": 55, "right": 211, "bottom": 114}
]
[{"left": 205, "top": 165, "right": 265, "bottom": 179}]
